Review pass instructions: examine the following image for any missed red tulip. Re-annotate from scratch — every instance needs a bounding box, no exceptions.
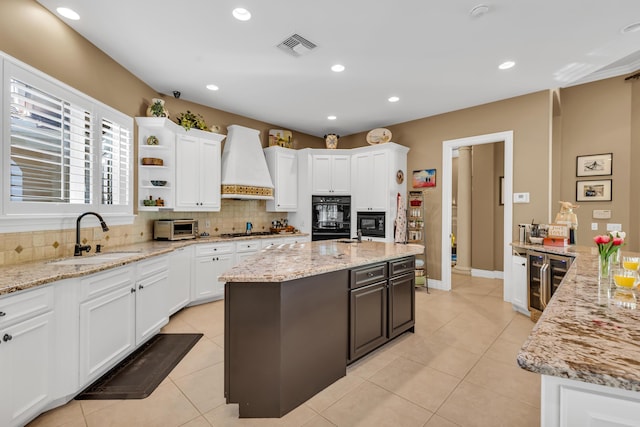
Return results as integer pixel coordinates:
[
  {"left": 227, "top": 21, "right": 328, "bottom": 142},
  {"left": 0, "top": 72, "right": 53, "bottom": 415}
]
[
  {"left": 594, "top": 235, "right": 610, "bottom": 244},
  {"left": 613, "top": 237, "right": 624, "bottom": 246}
]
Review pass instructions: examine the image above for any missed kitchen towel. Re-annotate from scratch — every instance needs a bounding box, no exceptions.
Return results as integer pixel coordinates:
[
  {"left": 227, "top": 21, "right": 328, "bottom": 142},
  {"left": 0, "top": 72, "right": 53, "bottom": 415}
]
[{"left": 395, "top": 193, "right": 407, "bottom": 243}]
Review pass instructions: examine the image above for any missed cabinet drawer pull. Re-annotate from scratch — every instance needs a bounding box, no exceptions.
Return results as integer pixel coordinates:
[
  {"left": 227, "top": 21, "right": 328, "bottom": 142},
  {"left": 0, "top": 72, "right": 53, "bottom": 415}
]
[
  {"left": 3, "top": 333, "right": 12, "bottom": 342},
  {"left": 139, "top": 284, "right": 144, "bottom": 290},
  {"left": 401, "top": 263, "right": 407, "bottom": 268},
  {"left": 131, "top": 288, "right": 136, "bottom": 293},
  {"left": 367, "top": 272, "right": 375, "bottom": 277},
  {"left": 0, "top": 311, "right": 5, "bottom": 317}
]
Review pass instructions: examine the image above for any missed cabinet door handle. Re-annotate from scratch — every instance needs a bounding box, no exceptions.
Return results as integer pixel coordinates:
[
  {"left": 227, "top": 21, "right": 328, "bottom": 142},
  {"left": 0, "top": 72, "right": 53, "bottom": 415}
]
[
  {"left": 3, "top": 333, "right": 12, "bottom": 342},
  {"left": 131, "top": 288, "right": 136, "bottom": 293},
  {"left": 139, "top": 284, "right": 144, "bottom": 290},
  {"left": 0, "top": 311, "right": 5, "bottom": 317}
]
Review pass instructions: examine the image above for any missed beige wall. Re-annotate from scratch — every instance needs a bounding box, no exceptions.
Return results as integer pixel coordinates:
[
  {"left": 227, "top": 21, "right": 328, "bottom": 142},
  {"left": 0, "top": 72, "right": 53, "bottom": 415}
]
[{"left": 557, "top": 77, "right": 638, "bottom": 251}]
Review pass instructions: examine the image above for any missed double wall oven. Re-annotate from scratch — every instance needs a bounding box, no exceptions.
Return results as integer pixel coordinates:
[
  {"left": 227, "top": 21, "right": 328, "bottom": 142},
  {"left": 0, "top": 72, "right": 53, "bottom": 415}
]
[{"left": 311, "top": 195, "right": 351, "bottom": 241}]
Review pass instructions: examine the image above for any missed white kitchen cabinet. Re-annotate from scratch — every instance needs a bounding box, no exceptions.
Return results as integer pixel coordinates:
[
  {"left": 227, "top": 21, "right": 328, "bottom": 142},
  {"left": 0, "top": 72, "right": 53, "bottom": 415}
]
[
  {"left": 136, "top": 117, "right": 176, "bottom": 211},
  {"left": 175, "top": 134, "right": 222, "bottom": 211},
  {"left": 167, "top": 246, "right": 193, "bottom": 315},
  {"left": 78, "top": 256, "right": 169, "bottom": 385},
  {"left": 264, "top": 146, "right": 298, "bottom": 212},
  {"left": 79, "top": 266, "right": 136, "bottom": 385},
  {"left": 134, "top": 255, "right": 169, "bottom": 344},
  {"left": 193, "top": 242, "right": 235, "bottom": 302},
  {"left": 352, "top": 150, "right": 389, "bottom": 211},
  {"left": 0, "top": 287, "right": 55, "bottom": 427},
  {"left": 543, "top": 375, "right": 640, "bottom": 427},
  {"left": 511, "top": 254, "right": 528, "bottom": 314},
  {"left": 312, "top": 154, "right": 350, "bottom": 195},
  {"left": 235, "top": 240, "right": 260, "bottom": 263}
]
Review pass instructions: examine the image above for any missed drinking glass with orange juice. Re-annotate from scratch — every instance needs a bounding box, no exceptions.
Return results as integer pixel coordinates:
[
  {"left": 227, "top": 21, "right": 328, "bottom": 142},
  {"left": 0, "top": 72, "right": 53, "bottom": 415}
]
[
  {"left": 623, "top": 256, "right": 640, "bottom": 272},
  {"left": 613, "top": 267, "right": 639, "bottom": 289}
]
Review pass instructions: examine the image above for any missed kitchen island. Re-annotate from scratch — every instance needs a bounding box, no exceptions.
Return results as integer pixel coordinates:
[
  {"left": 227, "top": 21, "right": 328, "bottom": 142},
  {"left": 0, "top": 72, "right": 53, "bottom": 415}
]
[
  {"left": 517, "top": 245, "right": 640, "bottom": 426},
  {"left": 220, "top": 240, "right": 424, "bottom": 418}
]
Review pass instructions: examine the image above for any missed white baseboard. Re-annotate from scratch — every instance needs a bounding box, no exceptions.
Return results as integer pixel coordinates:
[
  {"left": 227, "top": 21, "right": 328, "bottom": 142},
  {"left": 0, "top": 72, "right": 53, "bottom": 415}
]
[
  {"left": 471, "top": 269, "right": 504, "bottom": 279},
  {"left": 426, "top": 279, "right": 448, "bottom": 291}
]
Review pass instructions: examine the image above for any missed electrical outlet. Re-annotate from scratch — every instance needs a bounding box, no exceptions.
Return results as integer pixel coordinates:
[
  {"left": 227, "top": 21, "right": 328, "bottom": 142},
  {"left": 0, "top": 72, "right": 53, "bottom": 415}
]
[
  {"left": 513, "top": 192, "right": 530, "bottom": 203},
  {"left": 591, "top": 223, "right": 598, "bottom": 231},
  {"left": 205, "top": 220, "right": 211, "bottom": 228}
]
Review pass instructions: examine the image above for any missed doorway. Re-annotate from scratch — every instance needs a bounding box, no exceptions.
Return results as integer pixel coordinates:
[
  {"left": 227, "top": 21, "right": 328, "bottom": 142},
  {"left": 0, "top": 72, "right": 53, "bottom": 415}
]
[{"left": 440, "top": 131, "right": 513, "bottom": 302}]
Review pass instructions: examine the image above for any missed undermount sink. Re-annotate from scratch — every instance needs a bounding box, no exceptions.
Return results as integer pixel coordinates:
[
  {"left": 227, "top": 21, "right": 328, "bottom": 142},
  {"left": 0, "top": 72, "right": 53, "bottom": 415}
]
[{"left": 49, "top": 251, "right": 142, "bottom": 266}]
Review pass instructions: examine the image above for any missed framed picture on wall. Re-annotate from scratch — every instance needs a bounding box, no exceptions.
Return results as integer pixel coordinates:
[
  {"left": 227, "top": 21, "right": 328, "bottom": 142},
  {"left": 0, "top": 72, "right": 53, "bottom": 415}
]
[
  {"left": 576, "top": 153, "right": 612, "bottom": 177},
  {"left": 576, "top": 179, "right": 612, "bottom": 202},
  {"left": 413, "top": 169, "right": 436, "bottom": 188}
]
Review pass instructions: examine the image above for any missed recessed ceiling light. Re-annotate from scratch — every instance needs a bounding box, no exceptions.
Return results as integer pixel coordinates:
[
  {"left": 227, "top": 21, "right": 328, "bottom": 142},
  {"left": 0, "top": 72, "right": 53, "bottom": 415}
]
[
  {"left": 388, "top": 96, "right": 400, "bottom": 103},
  {"left": 498, "top": 61, "right": 516, "bottom": 70},
  {"left": 232, "top": 8, "right": 251, "bottom": 21},
  {"left": 206, "top": 84, "right": 219, "bottom": 91},
  {"left": 327, "top": 115, "right": 337, "bottom": 120},
  {"left": 469, "top": 4, "right": 490, "bottom": 18},
  {"left": 621, "top": 22, "right": 640, "bottom": 33},
  {"left": 331, "top": 64, "right": 345, "bottom": 72},
  {"left": 56, "top": 7, "right": 80, "bottom": 20}
]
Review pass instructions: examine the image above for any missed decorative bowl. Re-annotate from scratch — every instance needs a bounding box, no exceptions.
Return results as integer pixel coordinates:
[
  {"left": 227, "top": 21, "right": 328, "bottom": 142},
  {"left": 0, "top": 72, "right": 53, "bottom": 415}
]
[
  {"left": 529, "top": 237, "right": 544, "bottom": 244},
  {"left": 150, "top": 180, "right": 167, "bottom": 186}
]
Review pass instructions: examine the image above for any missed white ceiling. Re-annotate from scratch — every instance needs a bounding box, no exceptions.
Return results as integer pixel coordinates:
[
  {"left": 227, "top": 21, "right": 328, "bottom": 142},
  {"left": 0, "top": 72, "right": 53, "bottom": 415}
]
[{"left": 36, "top": 0, "right": 640, "bottom": 137}]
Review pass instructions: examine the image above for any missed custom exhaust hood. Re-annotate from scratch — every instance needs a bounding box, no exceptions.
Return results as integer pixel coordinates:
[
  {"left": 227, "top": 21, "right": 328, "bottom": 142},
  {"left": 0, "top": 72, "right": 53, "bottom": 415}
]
[{"left": 220, "top": 125, "right": 274, "bottom": 200}]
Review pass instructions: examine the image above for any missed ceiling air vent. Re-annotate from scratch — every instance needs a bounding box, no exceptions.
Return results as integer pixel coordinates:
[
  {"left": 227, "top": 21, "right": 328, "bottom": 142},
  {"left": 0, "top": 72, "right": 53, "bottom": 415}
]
[{"left": 277, "top": 33, "right": 317, "bottom": 57}]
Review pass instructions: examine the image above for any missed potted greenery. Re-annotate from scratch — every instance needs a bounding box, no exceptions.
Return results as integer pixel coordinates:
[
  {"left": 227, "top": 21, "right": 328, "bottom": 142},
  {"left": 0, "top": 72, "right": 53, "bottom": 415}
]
[
  {"left": 147, "top": 98, "right": 169, "bottom": 118},
  {"left": 176, "top": 110, "right": 210, "bottom": 131}
]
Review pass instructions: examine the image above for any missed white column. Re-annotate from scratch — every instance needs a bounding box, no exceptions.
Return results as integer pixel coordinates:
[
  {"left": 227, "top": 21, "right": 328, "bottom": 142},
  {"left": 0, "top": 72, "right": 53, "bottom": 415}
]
[{"left": 453, "top": 146, "right": 471, "bottom": 275}]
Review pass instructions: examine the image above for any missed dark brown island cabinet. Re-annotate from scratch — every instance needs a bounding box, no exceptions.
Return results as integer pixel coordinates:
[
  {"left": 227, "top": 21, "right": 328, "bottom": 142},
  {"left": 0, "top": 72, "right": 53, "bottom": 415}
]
[{"left": 224, "top": 256, "right": 416, "bottom": 418}]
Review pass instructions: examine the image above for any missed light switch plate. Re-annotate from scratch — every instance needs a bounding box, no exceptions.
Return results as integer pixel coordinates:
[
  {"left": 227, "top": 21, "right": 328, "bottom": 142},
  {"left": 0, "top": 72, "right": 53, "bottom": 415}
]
[
  {"left": 591, "top": 223, "right": 598, "bottom": 231},
  {"left": 513, "top": 192, "right": 530, "bottom": 203},
  {"left": 607, "top": 223, "right": 622, "bottom": 232},
  {"left": 593, "top": 209, "right": 611, "bottom": 219}
]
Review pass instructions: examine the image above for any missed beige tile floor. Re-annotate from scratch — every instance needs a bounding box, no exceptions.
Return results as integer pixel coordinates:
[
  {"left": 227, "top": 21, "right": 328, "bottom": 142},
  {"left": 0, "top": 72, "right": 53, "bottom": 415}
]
[{"left": 28, "top": 274, "right": 541, "bottom": 427}]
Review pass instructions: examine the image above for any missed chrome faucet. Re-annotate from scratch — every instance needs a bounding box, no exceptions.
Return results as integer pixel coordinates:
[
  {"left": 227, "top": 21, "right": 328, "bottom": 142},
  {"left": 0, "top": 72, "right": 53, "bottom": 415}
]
[{"left": 75, "top": 212, "right": 109, "bottom": 256}]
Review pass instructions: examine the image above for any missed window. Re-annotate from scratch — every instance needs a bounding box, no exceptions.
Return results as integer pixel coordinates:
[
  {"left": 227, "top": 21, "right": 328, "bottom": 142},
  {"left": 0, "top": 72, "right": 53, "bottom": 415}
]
[{"left": 1, "top": 57, "right": 133, "bottom": 230}]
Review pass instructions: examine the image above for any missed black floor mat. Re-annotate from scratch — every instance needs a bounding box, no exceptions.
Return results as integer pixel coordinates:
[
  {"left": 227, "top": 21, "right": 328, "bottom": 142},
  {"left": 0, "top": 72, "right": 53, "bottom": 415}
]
[{"left": 75, "top": 333, "right": 203, "bottom": 400}]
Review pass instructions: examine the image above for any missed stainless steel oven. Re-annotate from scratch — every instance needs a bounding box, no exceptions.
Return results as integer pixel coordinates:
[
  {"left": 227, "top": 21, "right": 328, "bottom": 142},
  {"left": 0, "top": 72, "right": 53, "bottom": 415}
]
[
  {"left": 311, "top": 195, "right": 351, "bottom": 241},
  {"left": 356, "top": 211, "right": 385, "bottom": 238}
]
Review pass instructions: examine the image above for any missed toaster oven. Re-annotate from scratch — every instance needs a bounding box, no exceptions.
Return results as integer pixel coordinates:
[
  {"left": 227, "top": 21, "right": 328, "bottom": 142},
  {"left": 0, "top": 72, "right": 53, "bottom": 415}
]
[{"left": 154, "top": 219, "right": 198, "bottom": 240}]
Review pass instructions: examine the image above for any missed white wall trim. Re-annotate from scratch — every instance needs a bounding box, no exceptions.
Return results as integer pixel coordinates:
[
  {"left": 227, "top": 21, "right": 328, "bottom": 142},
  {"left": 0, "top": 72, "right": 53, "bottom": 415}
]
[
  {"left": 426, "top": 278, "right": 447, "bottom": 291},
  {"left": 441, "top": 131, "right": 513, "bottom": 301},
  {"left": 471, "top": 269, "right": 504, "bottom": 280}
]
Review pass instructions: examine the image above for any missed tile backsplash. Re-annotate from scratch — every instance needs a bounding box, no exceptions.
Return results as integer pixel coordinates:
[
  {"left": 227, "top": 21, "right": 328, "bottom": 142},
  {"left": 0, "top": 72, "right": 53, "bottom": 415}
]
[{"left": 0, "top": 199, "right": 285, "bottom": 266}]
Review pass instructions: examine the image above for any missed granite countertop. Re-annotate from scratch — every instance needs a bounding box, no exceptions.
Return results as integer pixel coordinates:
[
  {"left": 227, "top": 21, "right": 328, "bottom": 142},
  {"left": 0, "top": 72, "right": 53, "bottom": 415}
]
[
  {"left": 0, "top": 233, "right": 307, "bottom": 296},
  {"left": 220, "top": 240, "right": 424, "bottom": 283},
  {"left": 511, "top": 241, "right": 583, "bottom": 257},
  {"left": 517, "top": 244, "right": 640, "bottom": 391}
]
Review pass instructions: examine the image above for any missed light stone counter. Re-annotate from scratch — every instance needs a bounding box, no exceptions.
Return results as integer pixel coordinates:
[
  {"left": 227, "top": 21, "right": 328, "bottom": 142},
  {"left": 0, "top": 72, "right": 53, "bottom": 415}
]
[
  {"left": 220, "top": 240, "right": 425, "bottom": 283},
  {"left": 0, "top": 233, "right": 307, "bottom": 296},
  {"left": 517, "top": 244, "right": 640, "bottom": 391}
]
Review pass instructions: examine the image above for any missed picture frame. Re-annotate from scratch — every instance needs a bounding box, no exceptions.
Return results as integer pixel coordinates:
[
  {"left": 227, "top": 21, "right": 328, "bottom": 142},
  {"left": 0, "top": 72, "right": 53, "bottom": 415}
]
[
  {"left": 412, "top": 169, "right": 436, "bottom": 188},
  {"left": 499, "top": 176, "right": 504, "bottom": 205},
  {"left": 576, "top": 179, "right": 612, "bottom": 202},
  {"left": 576, "top": 153, "right": 612, "bottom": 177}
]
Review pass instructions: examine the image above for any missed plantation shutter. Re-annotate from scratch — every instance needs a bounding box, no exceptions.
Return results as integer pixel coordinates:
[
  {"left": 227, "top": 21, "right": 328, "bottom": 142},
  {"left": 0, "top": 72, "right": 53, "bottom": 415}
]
[
  {"left": 9, "top": 77, "right": 93, "bottom": 204},
  {"left": 100, "top": 117, "right": 131, "bottom": 206}
]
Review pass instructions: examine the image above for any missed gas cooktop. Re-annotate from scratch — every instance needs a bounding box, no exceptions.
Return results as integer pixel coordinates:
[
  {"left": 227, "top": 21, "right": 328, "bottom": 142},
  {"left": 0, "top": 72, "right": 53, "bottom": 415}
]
[{"left": 219, "top": 231, "right": 276, "bottom": 238}]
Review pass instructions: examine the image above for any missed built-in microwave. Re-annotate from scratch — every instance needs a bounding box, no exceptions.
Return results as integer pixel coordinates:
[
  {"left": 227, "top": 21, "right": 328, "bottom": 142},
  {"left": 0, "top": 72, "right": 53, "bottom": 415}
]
[
  {"left": 356, "top": 212, "right": 385, "bottom": 238},
  {"left": 154, "top": 219, "right": 198, "bottom": 240}
]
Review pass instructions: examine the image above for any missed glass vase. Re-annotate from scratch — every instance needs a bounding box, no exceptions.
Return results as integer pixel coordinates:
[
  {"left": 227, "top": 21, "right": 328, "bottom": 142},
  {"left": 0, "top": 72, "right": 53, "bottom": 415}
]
[{"left": 598, "top": 254, "right": 613, "bottom": 287}]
